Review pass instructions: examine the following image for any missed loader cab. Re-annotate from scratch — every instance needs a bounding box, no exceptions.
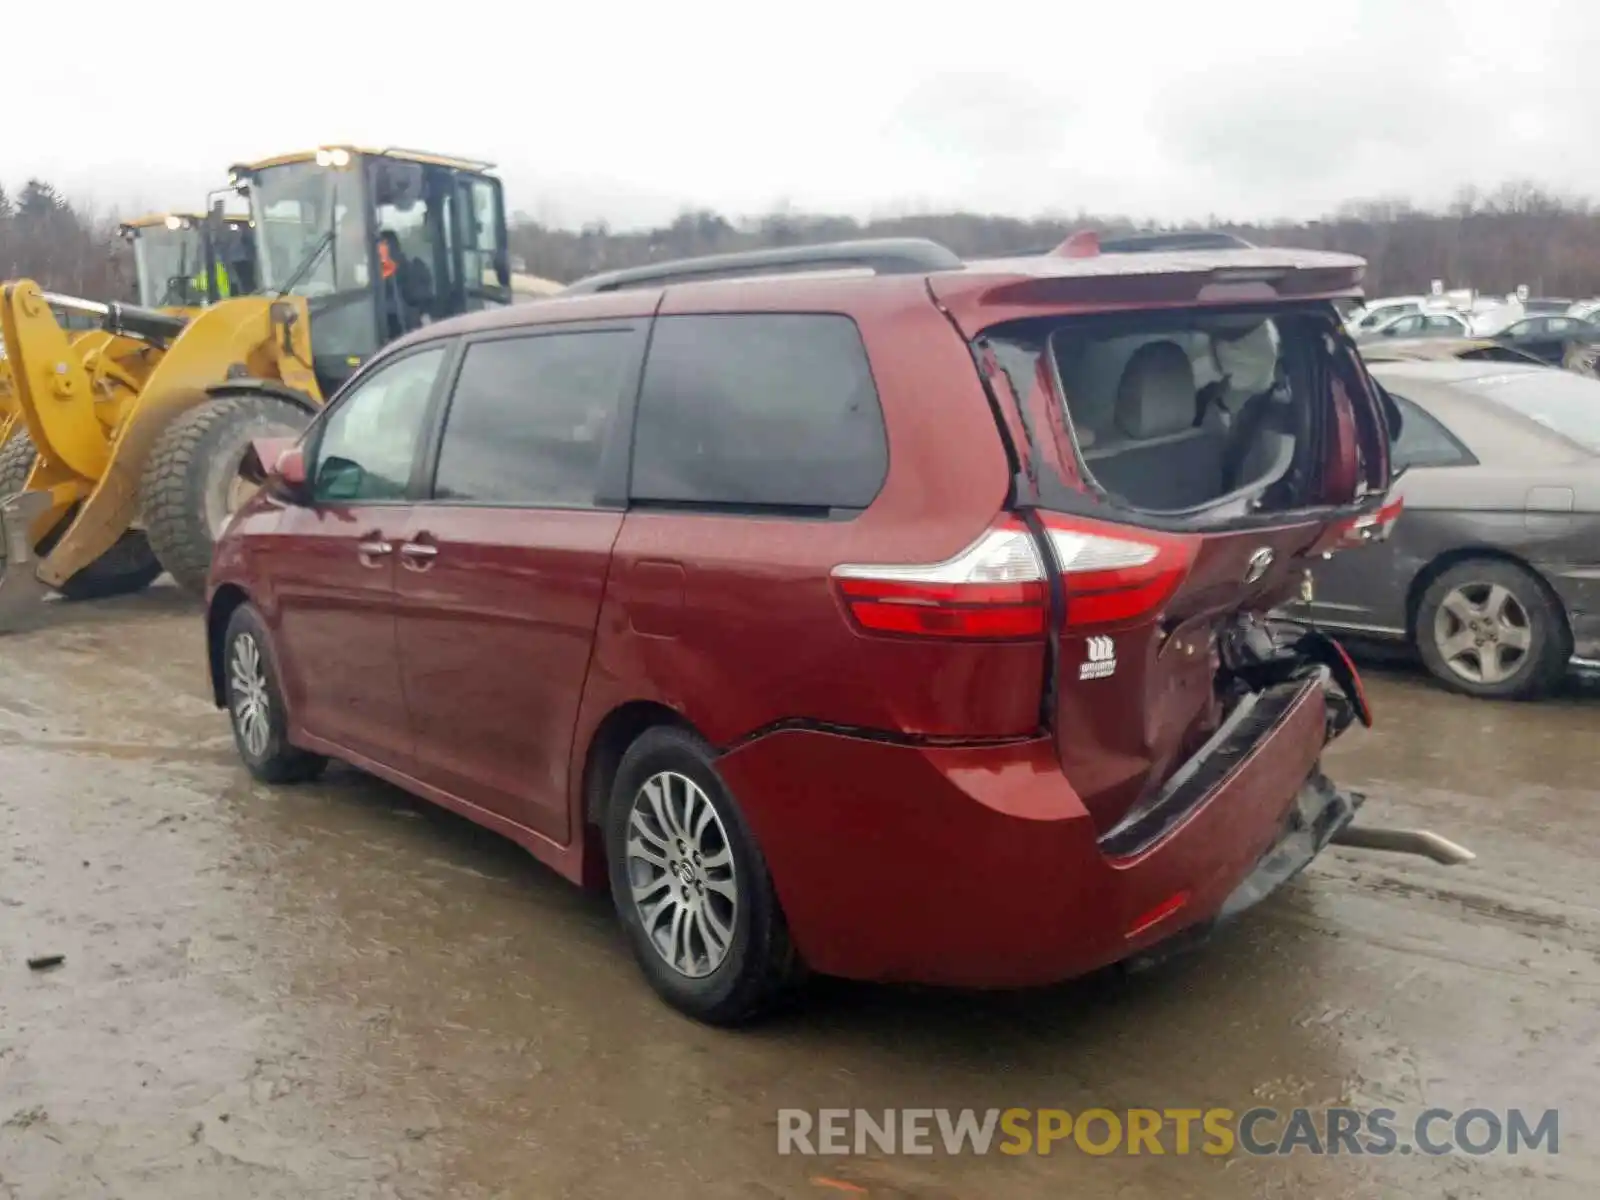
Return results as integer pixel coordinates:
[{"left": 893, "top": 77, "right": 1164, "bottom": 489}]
[
  {"left": 117, "top": 213, "right": 258, "bottom": 310},
  {"left": 231, "top": 146, "right": 512, "bottom": 394}
]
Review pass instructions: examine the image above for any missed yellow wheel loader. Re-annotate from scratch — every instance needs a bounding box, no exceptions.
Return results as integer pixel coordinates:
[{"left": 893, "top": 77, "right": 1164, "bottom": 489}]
[
  {"left": 0, "top": 146, "right": 512, "bottom": 624},
  {"left": 0, "top": 208, "right": 254, "bottom": 497},
  {"left": 117, "top": 211, "right": 258, "bottom": 309}
]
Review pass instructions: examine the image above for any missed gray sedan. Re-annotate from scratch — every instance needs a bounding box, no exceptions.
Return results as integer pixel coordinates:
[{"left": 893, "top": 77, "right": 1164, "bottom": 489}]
[{"left": 1288, "top": 359, "right": 1600, "bottom": 699}]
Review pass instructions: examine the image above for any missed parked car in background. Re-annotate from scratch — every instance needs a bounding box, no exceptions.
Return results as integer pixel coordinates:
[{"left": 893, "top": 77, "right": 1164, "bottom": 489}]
[
  {"left": 1520, "top": 297, "right": 1575, "bottom": 316},
  {"left": 1358, "top": 309, "right": 1474, "bottom": 342},
  {"left": 1480, "top": 314, "right": 1600, "bottom": 365},
  {"left": 205, "top": 236, "right": 1397, "bottom": 1023},
  {"left": 1288, "top": 360, "right": 1600, "bottom": 699},
  {"left": 1359, "top": 337, "right": 1546, "bottom": 367},
  {"left": 1345, "top": 296, "right": 1426, "bottom": 336}
]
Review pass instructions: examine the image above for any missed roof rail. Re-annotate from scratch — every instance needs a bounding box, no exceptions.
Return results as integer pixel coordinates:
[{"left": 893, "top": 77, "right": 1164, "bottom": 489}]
[{"left": 562, "top": 238, "right": 963, "bottom": 295}]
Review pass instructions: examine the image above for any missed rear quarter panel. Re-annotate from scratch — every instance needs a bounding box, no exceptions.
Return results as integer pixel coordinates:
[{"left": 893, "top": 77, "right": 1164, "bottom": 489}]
[
  {"left": 573, "top": 278, "right": 1038, "bottom": 769},
  {"left": 1320, "top": 465, "right": 1600, "bottom": 633}
]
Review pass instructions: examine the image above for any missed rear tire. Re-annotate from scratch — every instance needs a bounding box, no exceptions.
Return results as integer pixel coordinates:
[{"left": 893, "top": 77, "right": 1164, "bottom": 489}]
[
  {"left": 0, "top": 431, "right": 163, "bottom": 601},
  {"left": 222, "top": 602, "right": 326, "bottom": 783},
  {"left": 1415, "top": 558, "right": 1569, "bottom": 700},
  {"left": 141, "top": 393, "right": 312, "bottom": 595},
  {"left": 605, "top": 726, "right": 801, "bottom": 1025}
]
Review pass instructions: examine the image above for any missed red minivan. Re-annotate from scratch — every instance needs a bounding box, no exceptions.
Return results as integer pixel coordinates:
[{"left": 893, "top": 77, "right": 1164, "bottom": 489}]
[{"left": 207, "top": 235, "right": 1404, "bottom": 1024}]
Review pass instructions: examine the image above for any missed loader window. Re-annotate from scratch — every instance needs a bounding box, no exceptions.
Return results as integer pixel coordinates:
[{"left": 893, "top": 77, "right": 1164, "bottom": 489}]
[
  {"left": 372, "top": 159, "right": 443, "bottom": 329},
  {"left": 252, "top": 163, "right": 369, "bottom": 295},
  {"left": 460, "top": 177, "right": 509, "bottom": 304},
  {"left": 248, "top": 159, "right": 381, "bottom": 365},
  {"left": 133, "top": 226, "right": 205, "bottom": 307}
]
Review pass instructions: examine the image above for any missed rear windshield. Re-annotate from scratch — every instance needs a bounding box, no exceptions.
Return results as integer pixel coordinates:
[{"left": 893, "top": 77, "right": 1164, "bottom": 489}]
[
  {"left": 987, "top": 307, "right": 1356, "bottom": 518},
  {"left": 1458, "top": 369, "right": 1600, "bottom": 453}
]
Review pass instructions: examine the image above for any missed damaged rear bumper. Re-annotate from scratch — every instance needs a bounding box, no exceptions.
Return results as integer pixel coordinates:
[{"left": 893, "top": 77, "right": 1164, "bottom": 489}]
[
  {"left": 1217, "top": 769, "right": 1361, "bottom": 922},
  {"left": 1127, "top": 757, "right": 1473, "bottom": 974}
]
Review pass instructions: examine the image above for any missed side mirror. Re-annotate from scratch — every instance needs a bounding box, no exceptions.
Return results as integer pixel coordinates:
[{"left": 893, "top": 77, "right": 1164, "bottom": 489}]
[
  {"left": 271, "top": 446, "right": 313, "bottom": 504},
  {"left": 276, "top": 446, "right": 307, "bottom": 488},
  {"left": 240, "top": 437, "right": 311, "bottom": 505}
]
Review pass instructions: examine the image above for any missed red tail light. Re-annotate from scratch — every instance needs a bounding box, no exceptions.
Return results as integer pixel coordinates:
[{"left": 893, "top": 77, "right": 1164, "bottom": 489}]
[
  {"left": 833, "top": 516, "right": 1196, "bottom": 640},
  {"left": 1334, "top": 495, "right": 1404, "bottom": 549},
  {"left": 1042, "top": 516, "right": 1198, "bottom": 630},
  {"left": 832, "top": 521, "right": 1048, "bottom": 640}
]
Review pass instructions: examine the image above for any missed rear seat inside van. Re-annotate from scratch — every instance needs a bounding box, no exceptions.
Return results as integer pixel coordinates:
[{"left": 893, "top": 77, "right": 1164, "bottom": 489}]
[{"left": 1057, "top": 323, "right": 1298, "bottom": 515}]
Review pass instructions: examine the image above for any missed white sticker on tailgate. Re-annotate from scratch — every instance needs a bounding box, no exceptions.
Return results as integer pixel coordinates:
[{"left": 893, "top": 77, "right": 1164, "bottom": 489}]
[{"left": 1079, "top": 636, "right": 1117, "bottom": 680}]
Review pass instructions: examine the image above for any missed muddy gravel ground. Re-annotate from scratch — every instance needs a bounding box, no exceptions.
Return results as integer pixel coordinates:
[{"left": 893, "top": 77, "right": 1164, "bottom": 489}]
[{"left": 2, "top": 588, "right": 1597, "bottom": 1199}]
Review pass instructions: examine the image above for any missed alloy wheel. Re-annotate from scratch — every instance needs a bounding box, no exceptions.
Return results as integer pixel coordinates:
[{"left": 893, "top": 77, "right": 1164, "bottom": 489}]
[
  {"left": 229, "top": 632, "right": 273, "bottom": 759},
  {"left": 624, "top": 770, "right": 738, "bottom": 979},
  {"left": 1432, "top": 581, "right": 1532, "bottom": 686}
]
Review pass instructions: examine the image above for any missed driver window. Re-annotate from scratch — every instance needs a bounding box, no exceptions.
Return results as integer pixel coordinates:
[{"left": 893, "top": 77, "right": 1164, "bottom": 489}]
[{"left": 312, "top": 346, "right": 447, "bottom": 503}]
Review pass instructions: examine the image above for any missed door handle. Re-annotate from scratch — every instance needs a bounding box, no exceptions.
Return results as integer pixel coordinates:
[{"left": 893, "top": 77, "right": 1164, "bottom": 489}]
[
  {"left": 356, "top": 537, "right": 393, "bottom": 567},
  {"left": 399, "top": 540, "right": 439, "bottom": 571}
]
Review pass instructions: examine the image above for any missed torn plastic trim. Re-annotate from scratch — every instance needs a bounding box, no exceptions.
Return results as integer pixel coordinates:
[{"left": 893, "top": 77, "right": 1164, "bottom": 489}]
[
  {"left": 1099, "top": 672, "right": 1324, "bottom": 858},
  {"left": 1215, "top": 768, "right": 1362, "bottom": 921}
]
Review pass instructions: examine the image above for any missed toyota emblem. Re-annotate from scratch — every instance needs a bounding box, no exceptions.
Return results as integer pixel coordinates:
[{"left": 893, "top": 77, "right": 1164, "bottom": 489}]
[{"left": 1243, "top": 547, "right": 1275, "bottom": 584}]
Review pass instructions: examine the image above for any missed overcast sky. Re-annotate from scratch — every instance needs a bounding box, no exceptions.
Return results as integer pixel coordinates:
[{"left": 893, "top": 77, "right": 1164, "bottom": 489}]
[{"left": 9, "top": 1, "right": 1595, "bottom": 230}]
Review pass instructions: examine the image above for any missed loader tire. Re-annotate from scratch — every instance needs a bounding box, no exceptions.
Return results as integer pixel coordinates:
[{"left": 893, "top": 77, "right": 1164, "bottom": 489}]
[
  {"left": 0, "top": 429, "right": 35, "bottom": 498},
  {"left": 141, "top": 393, "right": 312, "bottom": 595},
  {"left": 0, "top": 432, "right": 163, "bottom": 602}
]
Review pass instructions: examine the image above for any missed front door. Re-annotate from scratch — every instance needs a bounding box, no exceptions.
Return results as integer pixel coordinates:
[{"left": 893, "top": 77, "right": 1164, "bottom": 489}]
[
  {"left": 394, "top": 325, "right": 642, "bottom": 844},
  {"left": 269, "top": 343, "right": 451, "bottom": 769}
]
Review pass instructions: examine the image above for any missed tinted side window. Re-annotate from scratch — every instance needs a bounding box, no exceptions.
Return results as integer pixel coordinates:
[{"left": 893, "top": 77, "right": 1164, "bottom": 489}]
[
  {"left": 1391, "top": 395, "right": 1473, "bottom": 469},
  {"left": 313, "top": 346, "right": 447, "bottom": 503},
  {"left": 631, "top": 314, "right": 887, "bottom": 510},
  {"left": 431, "top": 331, "right": 635, "bottom": 507}
]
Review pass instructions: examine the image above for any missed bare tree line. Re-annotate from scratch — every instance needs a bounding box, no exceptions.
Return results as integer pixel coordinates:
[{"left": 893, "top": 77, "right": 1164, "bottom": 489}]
[
  {"left": 7, "top": 174, "right": 1600, "bottom": 302},
  {"left": 510, "top": 180, "right": 1600, "bottom": 298},
  {"left": 0, "top": 180, "right": 127, "bottom": 299}
]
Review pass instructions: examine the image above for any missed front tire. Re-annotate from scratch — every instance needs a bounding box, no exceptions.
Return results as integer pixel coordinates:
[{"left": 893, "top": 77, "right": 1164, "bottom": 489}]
[
  {"left": 222, "top": 603, "right": 327, "bottom": 783},
  {"left": 605, "top": 726, "right": 800, "bottom": 1025},
  {"left": 0, "top": 431, "right": 163, "bottom": 601},
  {"left": 1415, "top": 558, "right": 1569, "bottom": 700},
  {"left": 141, "top": 393, "right": 312, "bottom": 595}
]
